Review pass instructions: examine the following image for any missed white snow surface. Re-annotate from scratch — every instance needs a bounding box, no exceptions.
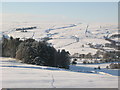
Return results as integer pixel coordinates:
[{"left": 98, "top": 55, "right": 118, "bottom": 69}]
[
  {"left": 0, "top": 57, "right": 119, "bottom": 88},
  {"left": 1, "top": 22, "right": 118, "bottom": 54}
]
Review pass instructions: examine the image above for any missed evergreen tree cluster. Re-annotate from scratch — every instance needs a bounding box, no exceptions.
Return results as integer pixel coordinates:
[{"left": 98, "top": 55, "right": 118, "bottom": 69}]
[
  {"left": 1, "top": 36, "right": 70, "bottom": 69},
  {"left": 2, "top": 36, "right": 22, "bottom": 58}
]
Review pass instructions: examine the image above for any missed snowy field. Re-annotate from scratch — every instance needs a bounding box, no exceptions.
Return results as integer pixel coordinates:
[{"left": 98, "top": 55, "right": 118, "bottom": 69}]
[
  {"left": 1, "top": 22, "right": 118, "bottom": 54},
  {"left": 0, "top": 57, "right": 119, "bottom": 88}
]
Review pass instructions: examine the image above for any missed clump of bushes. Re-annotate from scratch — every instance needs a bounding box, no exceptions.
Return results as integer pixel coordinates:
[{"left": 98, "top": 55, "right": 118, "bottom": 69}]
[
  {"left": 109, "top": 63, "right": 120, "bottom": 69},
  {"left": 1, "top": 36, "right": 70, "bottom": 69},
  {"left": 82, "top": 60, "right": 100, "bottom": 64},
  {"left": 71, "top": 58, "right": 77, "bottom": 65}
]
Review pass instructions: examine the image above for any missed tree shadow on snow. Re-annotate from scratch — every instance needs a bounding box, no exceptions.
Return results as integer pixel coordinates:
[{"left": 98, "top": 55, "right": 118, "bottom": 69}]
[{"left": 1, "top": 64, "right": 119, "bottom": 76}]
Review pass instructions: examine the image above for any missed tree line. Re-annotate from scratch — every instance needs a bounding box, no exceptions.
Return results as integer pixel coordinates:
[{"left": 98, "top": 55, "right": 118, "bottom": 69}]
[
  {"left": 71, "top": 49, "right": 120, "bottom": 64},
  {"left": 1, "top": 36, "right": 70, "bottom": 69}
]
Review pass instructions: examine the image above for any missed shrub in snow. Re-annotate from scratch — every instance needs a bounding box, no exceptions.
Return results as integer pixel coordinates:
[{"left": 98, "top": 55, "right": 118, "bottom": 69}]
[
  {"left": 109, "top": 63, "right": 120, "bottom": 69},
  {"left": 83, "top": 60, "right": 87, "bottom": 64},
  {"left": 71, "top": 58, "right": 77, "bottom": 65},
  {"left": 98, "top": 66, "right": 101, "bottom": 70},
  {"left": 106, "top": 66, "right": 109, "bottom": 69}
]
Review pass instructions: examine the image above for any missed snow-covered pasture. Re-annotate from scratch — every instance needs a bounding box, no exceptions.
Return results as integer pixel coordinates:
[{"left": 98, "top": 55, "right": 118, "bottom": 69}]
[
  {"left": 0, "top": 57, "right": 118, "bottom": 88},
  {"left": 1, "top": 22, "right": 118, "bottom": 54}
]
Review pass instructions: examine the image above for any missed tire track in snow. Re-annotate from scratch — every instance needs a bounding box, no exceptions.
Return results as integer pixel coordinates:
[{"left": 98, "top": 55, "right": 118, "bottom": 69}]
[
  {"left": 48, "top": 73, "right": 56, "bottom": 88},
  {"left": 51, "top": 74, "right": 56, "bottom": 88}
]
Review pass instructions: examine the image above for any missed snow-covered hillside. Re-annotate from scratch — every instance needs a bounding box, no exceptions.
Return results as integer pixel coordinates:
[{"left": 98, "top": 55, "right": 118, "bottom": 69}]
[
  {"left": 1, "top": 21, "right": 119, "bottom": 88},
  {"left": 0, "top": 57, "right": 118, "bottom": 88},
  {"left": 1, "top": 22, "right": 118, "bottom": 55}
]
